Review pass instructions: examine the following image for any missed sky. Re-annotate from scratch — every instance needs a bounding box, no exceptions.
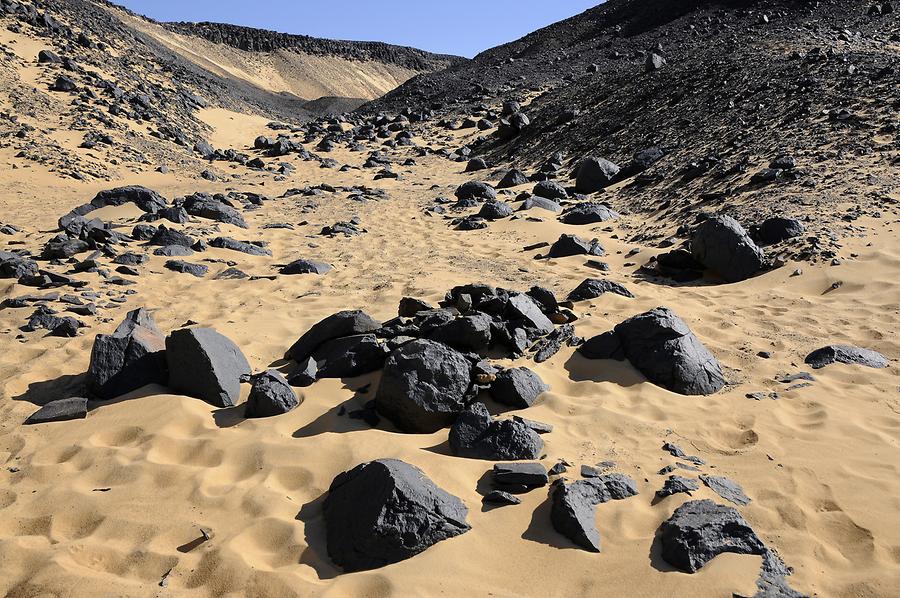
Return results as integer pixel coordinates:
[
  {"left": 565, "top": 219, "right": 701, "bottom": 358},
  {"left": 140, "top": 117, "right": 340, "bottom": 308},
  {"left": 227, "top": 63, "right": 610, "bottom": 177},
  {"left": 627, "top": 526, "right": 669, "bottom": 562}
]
[{"left": 115, "top": 1, "right": 601, "bottom": 58}]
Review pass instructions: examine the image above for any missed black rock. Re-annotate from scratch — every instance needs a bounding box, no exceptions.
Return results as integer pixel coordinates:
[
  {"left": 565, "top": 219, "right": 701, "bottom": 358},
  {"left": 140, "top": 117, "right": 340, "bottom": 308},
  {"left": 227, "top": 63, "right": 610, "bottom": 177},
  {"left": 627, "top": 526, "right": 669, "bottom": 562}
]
[
  {"left": 24, "top": 397, "right": 88, "bottom": 424},
  {"left": 87, "top": 308, "right": 167, "bottom": 400},
  {"left": 428, "top": 313, "right": 492, "bottom": 351},
  {"left": 37, "top": 49, "right": 62, "bottom": 64},
  {"left": 112, "top": 252, "right": 148, "bottom": 266},
  {"left": 567, "top": 278, "right": 634, "bottom": 301},
  {"left": 323, "top": 459, "right": 470, "bottom": 571},
  {"left": 575, "top": 157, "right": 620, "bottom": 193},
  {"left": 286, "top": 310, "right": 381, "bottom": 362},
  {"left": 375, "top": 339, "right": 472, "bottom": 433},
  {"left": 280, "top": 258, "right": 332, "bottom": 275},
  {"left": 579, "top": 330, "right": 625, "bottom": 360},
  {"left": 51, "top": 75, "right": 78, "bottom": 92},
  {"left": 547, "top": 234, "right": 604, "bottom": 258},
  {"left": 91, "top": 186, "right": 167, "bottom": 213},
  {"left": 154, "top": 245, "right": 194, "bottom": 257},
  {"left": 804, "top": 345, "right": 888, "bottom": 369},
  {"left": 483, "top": 490, "right": 521, "bottom": 505},
  {"left": 612, "top": 307, "right": 726, "bottom": 395},
  {"left": 165, "top": 260, "right": 208, "bottom": 277},
  {"left": 149, "top": 225, "right": 194, "bottom": 248},
  {"left": 659, "top": 499, "right": 767, "bottom": 573},
  {"left": 313, "top": 334, "right": 387, "bottom": 378},
  {"left": 478, "top": 200, "right": 514, "bottom": 220},
  {"left": 533, "top": 180, "right": 568, "bottom": 201},
  {"left": 700, "top": 475, "right": 751, "bottom": 506},
  {"left": 288, "top": 356, "right": 319, "bottom": 387},
  {"left": 455, "top": 215, "right": 489, "bottom": 231},
  {"left": 492, "top": 462, "right": 548, "bottom": 487},
  {"left": 691, "top": 215, "right": 765, "bottom": 283},
  {"left": 210, "top": 237, "right": 272, "bottom": 256},
  {"left": 498, "top": 169, "right": 528, "bottom": 188},
  {"left": 550, "top": 474, "right": 639, "bottom": 551},
  {"left": 166, "top": 327, "right": 251, "bottom": 407},
  {"left": 455, "top": 181, "right": 496, "bottom": 202},
  {"left": 490, "top": 367, "right": 548, "bottom": 408},
  {"left": 245, "top": 370, "right": 300, "bottom": 418},
  {"left": 559, "top": 202, "right": 621, "bottom": 224},
  {"left": 656, "top": 475, "right": 700, "bottom": 499},
  {"left": 449, "top": 402, "right": 543, "bottom": 461},
  {"left": 753, "top": 217, "right": 805, "bottom": 246},
  {"left": 398, "top": 297, "right": 433, "bottom": 317},
  {"left": 465, "top": 158, "right": 488, "bottom": 172},
  {"left": 506, "top": 293, "right": 554, "bottom": 333},
  {"left": 518, "top": 196, "right": 562, "bottom": 213},
  {"left": 183, "top": 193, "right": 247, "bottom": 228}
]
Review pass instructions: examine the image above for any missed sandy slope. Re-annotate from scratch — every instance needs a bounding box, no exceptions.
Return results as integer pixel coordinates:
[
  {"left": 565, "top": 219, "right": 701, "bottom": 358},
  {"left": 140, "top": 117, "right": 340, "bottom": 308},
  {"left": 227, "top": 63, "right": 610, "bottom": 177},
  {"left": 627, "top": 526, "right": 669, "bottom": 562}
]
[{"left": 0, "top": 111, "right": 899, "bottom": 598}]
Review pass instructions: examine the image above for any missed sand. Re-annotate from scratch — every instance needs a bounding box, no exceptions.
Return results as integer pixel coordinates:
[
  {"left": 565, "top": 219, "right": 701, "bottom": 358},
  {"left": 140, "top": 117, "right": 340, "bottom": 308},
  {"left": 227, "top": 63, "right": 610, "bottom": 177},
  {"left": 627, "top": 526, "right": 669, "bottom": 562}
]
[{"left": 1, "top": 90, "right": 899, "bottom": 598}]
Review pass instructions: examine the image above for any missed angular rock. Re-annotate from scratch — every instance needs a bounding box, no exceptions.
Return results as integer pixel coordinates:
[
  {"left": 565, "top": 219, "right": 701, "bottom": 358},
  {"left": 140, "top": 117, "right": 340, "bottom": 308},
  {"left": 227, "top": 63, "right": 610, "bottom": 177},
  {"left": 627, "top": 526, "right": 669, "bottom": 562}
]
[
  {"left": 165, "top": 260, "right": 207, "bottom": 277},
  {"left": 280, "top": 258, "right": 332, "bottom": 275},
  {"left": 804, "top": 345, "right": 888, "bottom": 370},
  {"left": 286, "top": 310, "right": 381, "bottom": 362},
  {"left": 492, "top": 462, "right": 549, "bottom": 487},
  {"left": 575, "top": 157, "right": 620, "bottom": 193},
  {"left": 313, "top": 334, "right": 387, "bottom": 378},
  {"left": 506, "top": 293, "right": 554, "bottom": 333},
  {"left": 210, "top": 237, "right": 271, "bottom": 256},
  {"left": 478, "top": 200, "right": 514, "bottom": 220},
  {"left": 656, "top": 475, "right": 700, "bottom": 499},
  {"left": 490, "top": 367, "right": 548, "bottom": 408},
  {"left": 691, "top": 215, "right": 765, "bottom": 283},
  {"left": 559, "top": 201, "right": 621, "bottom": 224},
  {"left": 613, "top": 307, "right": 725, "bottom": 395},
  {"left": 428, "top": 313, "right": 492, "bottom": 351},
  {"left": 700, "top": 475, "right": 751, "bottom": 506},
  {"left": 182, "top": 194, "right": 247, "bottom": 228},
  {"left": 483, "top": 490, "right": 521, "bottom": 505},
  {"left": 24, "top": 397, "right": 88, "bottom": 424},
  {"left": 455, "top": 181, "right": 496, "bottom": 202},
  {"left": 375, "top": 339, "right": 472, "bottom": 433},
  {"left": 498, "top": 169, "right": 528, "bottom": 188},
  {"left": 148, "top": 225, "right": 194, "bottom": 247},
  {"left": 245, "top": 370, "right": 299, "bottom": 418},
  {"left": 166, "top": 327, "right": 251, "bottom": 407},
  {"left": 533, "top": 180, "right": 568, "bottom": 201},
  {"left": 449, "top": 402, "right": 543, "bottom": 461},
  {"left": 550, "top": 474, "right": 639, "bottom": 551},
  {"left": 567, "top": 278, "right": 634, "bottom": 301},
  {"left": 547, "top": 234, "right": 604, "bottom": 258},
  {"left": 87, "top": 308, "right": 167, "bottom": 400},
  {"left": 323, "top": 459, "right": 470, "bottom": 571}
]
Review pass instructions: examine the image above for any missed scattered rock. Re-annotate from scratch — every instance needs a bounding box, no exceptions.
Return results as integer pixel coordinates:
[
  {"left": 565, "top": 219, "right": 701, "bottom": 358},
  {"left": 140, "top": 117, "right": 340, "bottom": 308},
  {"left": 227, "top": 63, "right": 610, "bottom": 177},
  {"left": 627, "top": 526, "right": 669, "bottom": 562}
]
[
  {"left": 166, "top": 327, "right": 251, "bottom": 407},
  {"left": 804, "top": 345, "right": 888, "bottom": 369}
]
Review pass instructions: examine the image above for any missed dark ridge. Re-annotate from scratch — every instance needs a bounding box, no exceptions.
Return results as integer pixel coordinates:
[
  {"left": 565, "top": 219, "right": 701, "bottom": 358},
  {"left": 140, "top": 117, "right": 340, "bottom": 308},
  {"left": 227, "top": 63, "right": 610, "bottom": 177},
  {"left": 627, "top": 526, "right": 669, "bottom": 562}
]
[{"left": 164, "top": 21, "right": 466, "bottom": 71}]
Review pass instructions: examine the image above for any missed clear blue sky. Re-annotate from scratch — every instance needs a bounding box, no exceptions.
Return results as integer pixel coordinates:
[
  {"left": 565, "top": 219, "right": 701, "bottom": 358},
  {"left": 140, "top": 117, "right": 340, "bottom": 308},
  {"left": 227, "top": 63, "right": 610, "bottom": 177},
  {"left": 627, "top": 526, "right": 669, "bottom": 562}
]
[{"left": 115, "top": 1, "right": 602, "bottom": 58}]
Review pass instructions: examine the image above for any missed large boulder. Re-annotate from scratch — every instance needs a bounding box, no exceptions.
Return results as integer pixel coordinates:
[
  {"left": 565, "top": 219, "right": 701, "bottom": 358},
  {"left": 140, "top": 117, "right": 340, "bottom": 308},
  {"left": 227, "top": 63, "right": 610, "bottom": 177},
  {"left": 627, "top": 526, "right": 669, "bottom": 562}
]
[
  {"left": 427, "top": 313, "right": 492, "bottom": 351},
  {"left": 506, "top": 293, "right": 554, "bottom": 334},
  {"left": 91, "top": 186, "right": 167, "bottom": 213},
  {"left": 533, "top": 180, "right": 568, "bottom": 201},
  {"left": 575, "top": 157, "right": 620, "bottom": 193},
  {"left": 448, "top": 402, "right": 543, "bottom": 461},
  {"left": 559, "top": 202, "right": 621, "bottom": 224},
  {"left": 691, "top": 215, "right": 765, "bottom": 282},
  {"left": 550, "top": 474, "right": 639, "bottom": 551},
  {"left": 752, "top": 217, "right": 805, "bottom": 246},
  {"left": 312, "top": 334, "right": 387, "bottom": 378},
  {"left": 497, "top": 169, "right": 528, "bottom": 188},
  {"left": 375, "top": 339, "right": 472, "bottom": 433},
  {"left": 659, "top": 499, "right": 767, "bottom": 573},
  {"left": 166, "top": 328, "right": 251, "bottom": 407},
  {"left": 286, "top": 310, "right": 381, "bottom": 362},
  {"left": 182, "top": 193, "right": 247, "bottom": 228},
  {"left": 455, "top": 181, "right": 496, "bottom": 202},
  {"left": 613, "top": 307, "right": 725, "bottom": 395},
  {"left": 548, "top": 234, "right": 605, "bottom": 258},
  {"left": 478, "top": 200, "right": 514, "bottom": 220},
  {"left": 87, "top": 308, "right": 167, "bottom": 400},
  {"left": 489, "top": 367, "right": 548, "bottom": 408},
  {"left": 244, "top": 370, "right": 299, "bottom": 418},
  {"left": 323, "top": 459, "right": 470, "bottom": 571},
  {"left": 567, "top": 278, "right": 634, "bottom": 301},
  {"left": 805, "top": 345, "right": 888, "bottom": 369}
]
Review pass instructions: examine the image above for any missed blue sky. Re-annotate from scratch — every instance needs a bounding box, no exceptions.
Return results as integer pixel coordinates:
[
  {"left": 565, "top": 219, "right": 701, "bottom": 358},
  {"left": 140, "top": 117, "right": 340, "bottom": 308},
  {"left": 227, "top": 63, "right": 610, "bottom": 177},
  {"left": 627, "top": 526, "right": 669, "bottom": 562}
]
[{"left": 115, "top": 1, "right": 601, "bottom": 58}]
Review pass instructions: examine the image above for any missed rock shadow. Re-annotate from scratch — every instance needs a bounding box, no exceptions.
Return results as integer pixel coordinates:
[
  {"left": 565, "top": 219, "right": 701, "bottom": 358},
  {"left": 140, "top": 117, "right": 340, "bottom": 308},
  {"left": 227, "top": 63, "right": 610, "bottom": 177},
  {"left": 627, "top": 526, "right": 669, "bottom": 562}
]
[
  {"left": 296, "top": 494, "right": 341, "bottom": 580},
  {"left": 563, "top": 352, "right": 645, "bottom": 388},
  {"left": 521, "top": 493, "right": 578, "bottom": 550}
]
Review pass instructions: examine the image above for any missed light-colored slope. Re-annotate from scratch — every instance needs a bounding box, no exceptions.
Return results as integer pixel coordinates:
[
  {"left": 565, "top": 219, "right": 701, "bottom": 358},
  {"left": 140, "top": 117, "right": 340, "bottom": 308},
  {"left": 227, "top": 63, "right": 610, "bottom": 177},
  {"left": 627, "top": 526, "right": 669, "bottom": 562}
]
[
  {"left": 0, "top": 115, "right": 898, "bottom": 597},
  {"left": 113, "top": 8, "right": 422, "bottom": 102}
]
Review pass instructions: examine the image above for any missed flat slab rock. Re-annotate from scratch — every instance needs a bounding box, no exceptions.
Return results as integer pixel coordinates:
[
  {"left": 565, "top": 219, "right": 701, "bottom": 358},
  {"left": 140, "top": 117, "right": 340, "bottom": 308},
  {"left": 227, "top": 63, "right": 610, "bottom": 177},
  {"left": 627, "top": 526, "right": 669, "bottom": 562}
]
[
  {"left": 323, "top": 459, "right": 470, "bottom": 571},
  {"left": 550, "top": 473, "right": 639, "bottom": 551},
  {"left": 25, "top": 397, "right": 88, "bottom": 424},
  {"left": 804, "top": 345, "right": 888, "bottom": 370},
  {"left": 700, "top": 474, "right": 751, "bottom": 506},
  {"left": 492, "top": 462, "right": 548, "bottom": 488}
]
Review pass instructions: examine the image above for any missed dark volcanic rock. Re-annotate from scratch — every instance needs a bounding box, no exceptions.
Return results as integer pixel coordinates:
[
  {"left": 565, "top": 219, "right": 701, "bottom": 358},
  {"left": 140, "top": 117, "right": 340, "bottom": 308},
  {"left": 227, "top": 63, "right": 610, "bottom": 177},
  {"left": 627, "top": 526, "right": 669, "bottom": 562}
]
[
  {"left": 375, "top": 339, "right": 472, "bottom": 433},
  {"left": 398, "top": 297, "right": 433, "bottom": 317},
  {"left": 533, "top": 180, "right": 568, "bottom": 201},
  {"left": 612, "top": 307, "right": 725, "bottom": 395},
  {"left": 578, "top": 330, "right": 625, "bottom": 360},
  {"left": 166, "top": 327, "right": 251, "bottom": 407},
  {"left": 210, "top": 237, "right": 272, "bottom": 256},
  {"left": 497, "top": 169, "right": 528, "bottom": 188},
  {"left": 87, "top": 308, "right": 167, "bottom": 400},
  {"left": 149, "top": 225, "right": 194, "bottom": 247},
  {"left": 691, "top": 215, "right": 765, "bottom": 283},
  {"left": 559, "top": 202, "right": 621, "bottom": 224},
  {"left": 659, "top": 499, "right": 766, "bottom": 573},
  {"left": 312, "top": 334, "right": 387, "bottom": 378},
  {"left": 483, "top": 490, "right": 521, "bottom": 505},
  {"left": 183, "top": 193, "right": 247, "bottom": 228},
  {"left": 449, "top": 402, "right": 543, "bottom": 461},
  {"left": 245, "top": 370, "right": 300, "bottom": 418},
  {"left": 567, "top": 278, "right": 634, "bottom": 301},
  {"left": 478, "top": 200, "right": 514, "bottom": 220},
  {"left": 455, "top": 181, "right": 496, "bottom": 202},
  {"left": 91, "top": 186, "right": 167, "bottom": 213},
  {"left": 489, "top": 367, "right": 548, "bottom": 408},
  {"left": 165, "top": 260, "right": 208, "bottom": 277},
  {"left": 804, "top": 345, "right": 888, "bottom": 370},
  {"left": 280, "top": 258, "right": 332, "bottom": 275},
  {"left": 428, "top": 313, "right": 492, "bottom": 351},
  {"left": 753, "top": 217, "right": 805, "bottom": 246},
  {"left": 550, "top": 474, "right": 639, "bottom": 551},
  {"left": 700, "top": 475, "right": 751, "bottom": 506},
  {"left": 25, "top": 397, "right": 88, "bottom": 424},
  {"left": 286, "top": 310, "right": 381, "bottom": 362},
  {"left": 656, "top": 475, "right": 700, "bottom": 499},
  {"left": 575, "top": 157, "right": 620, "bottom": 193},
  {"left": 323, "top": 459, "right": 470, "bottom": 571},
  {"left": 492, "top": 462, "right": 548, "bottom": 487},
  {"left": 547, "top": 234, "right": 604, "bottom": 258}
]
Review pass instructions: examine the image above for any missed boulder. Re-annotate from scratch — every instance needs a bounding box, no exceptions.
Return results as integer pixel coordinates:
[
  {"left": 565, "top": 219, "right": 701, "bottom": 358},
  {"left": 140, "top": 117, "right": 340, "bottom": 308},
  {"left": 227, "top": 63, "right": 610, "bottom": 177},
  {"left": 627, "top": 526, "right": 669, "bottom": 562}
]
[
  {"left": 313, "top": 334, "right": 387, "bottom": 378},
  {"left": 533, "top": 180, "right": 568, "bottom": 201},
  {"left": 280, "top": 258, "right": 332, "bottom": 275},
  {"left": 148, "top": 225, "right": 194, "bottom": 247},
  {"left": 659, "top": 499, "right": 766, "bottom": 573},
  {"left": 691, "top": 215, "right": 765, "bottom": 282},
  {"left": 559, "top": 201, "right": 621, "bottom": 224},
  {"left": 375, "top": 339, "right": 472, "bottom": 432},
  {"left": 804, "top": 345, "right": 888, "bottom": 369},
  {"left": 164, "top": 260, "right": 208, "bottom": 277},
  {"left": 613, "top": 307, "right": 726, "bottom": 395},
  {"left": 492, "top": 462, "right": 548, "bottom": 487},
  {"left": 449, "top": 402, "right": 543, "bottom": 461},
  {"left": 428, "top": 313, "right": 492, "bottom": 351},
  {"left": 498, "top": 169, "right": 528, "bottom": 188},
  {"left": 567, "top": 278, "right": 634, "bottom": 301},
  {"left": 24, "top": 397, "right": 88, "bottom": 424},
  {"left": 87, "top": 308, "right": 167, "bottom": 400},
  {"left": 753, "top": 217, "right": 805, "bottom": 245},
  {"left": 518, "top": 196, "right": 562, "bottom": 213},
  {"left": 398, "top": 297, "right": 433, "bottom": 317},
  {"left": 182, "top": 193, "right": 247, "bottom": 228},
  {"left": 550, "top": 474, "right": 639, "bottom": 551},
  {"left": 478, "top": 200, "right": 514, "bottom": 220},
  {"left": 490, "top": 367, "right": 548, "bottom": 408},
  {"left": 245, "top": 370, "right": 299, "bottom": 418},
  {"left": 286, "top": 310, "right": 381, "bottom": 362},
  {"left": 166, "top": 327, "right": 251, "bottom": 407},
  {"left": 506, "top": 293, "right": 554, "bottom": 333},
  {"left": 547, "top": 234, "right": 604, "bottom": 258},
  {"left": 209, "top": 237, "right": 271, "bottom": 256},
  {"left": 323, "top": 459, "right": 470, "bottom": 571},
  {"left": 575, "top": 157, "right": 620, "bottom": 193},
  {"left": 455, "top": 181, "right": 496, "bottom": 202},
  {"left": 91, "top": 186, "right": 167, "bottom": 213}
]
